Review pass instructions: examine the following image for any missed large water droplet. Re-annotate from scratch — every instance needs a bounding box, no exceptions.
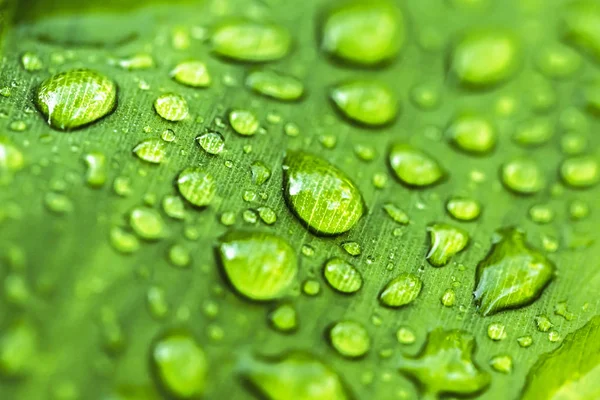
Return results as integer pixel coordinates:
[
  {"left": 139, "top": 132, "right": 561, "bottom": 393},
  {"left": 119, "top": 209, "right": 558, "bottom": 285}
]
[
  {"left": 560, "top": 155, "right": 599, "bottom": 188},
  {"left": 474, "top": 228, "right": 555, "bottom": 316},
  {"left": 379, "top": 273, "right": 422, "bottom": 308},
  {"left": 426, "top": 223, "right": 469, "bottom": 267},
  {"left": 388, "top": 143, "right": 445, "bottom": 187},
  {"left": 217, "top": 231, "right": 297, "bottom": 301},
  {"left": 320, "top": 1, "right": 405, "bottom": 66},
  {"left": 328, "top": 320, "right": 370, "bottom": 358},
  {"left": 176, "top": 167, "right": 216, "bottom": 207},
  {"left": 240, "top": 352, "right": 350, "bottom": 400},
  {"left": 450, "top": 30, "right": 519, "bottom": 88},
  {"left": 501, "top": 158, "right": 546, "bottom": 195},
  {"left": 35, "top": 69, "right": 117, "bottom": 130},
  {"left": 154, "top": 93, "right": 188, "bottom": 122},
  {"left": 211, "top": 19, "right": 291, "bottom": 62},
  {"left": 245, "top": 70, "right": 304, "bottom": 101},
  {"left": 323, "top": 257, "right": 363, "bottom": 294},
  {"left": 330, "top": 80, "right": 398, "bottom": 126},
  {"left": 398, "top": 328, "right": 490, "bottom": 398},
  {"left": 512, "top": 118, "right": 554, "bottom": 147},
  {"left": 150, "top": 331, "right": 207, "bottom": 399},
  {"left": 282, "top": 151, "right": 364, "bottom": 235}
]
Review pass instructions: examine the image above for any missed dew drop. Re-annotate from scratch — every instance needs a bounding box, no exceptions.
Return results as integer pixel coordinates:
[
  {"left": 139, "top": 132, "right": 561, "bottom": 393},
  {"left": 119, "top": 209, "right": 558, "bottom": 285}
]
[
  {"left": 446, "top": 197, "right": 481, "bottom": 221},
  {"left": 133, "top": 139, "right": 167, "bottom": 164},
  {"left": 129, "top": 207, "right": 166, "bottom": 241},
  {"left": 560, "top": 155, "right": 599, "bottom": 188},
  {"left": 245, "top": 70, "right": 304, "bottom": 101},
  {"left": 383, "top": 203, "right": 410, "bottom": 225},
  {"left": 323, "top": 257, "right": 363, "bottom": 294},
  {"left": 446, "top": 113, "right": 496, "bottom": 154},
  {"left": 487, "top": 323, "right": 507, "bottom": 341},
  {"left": 388, "top": 143, "right": 445, "bottom": 187},
  {"left": 176, "top": 167, "right": 216, "bottom": 207},
  {"left": 379, "top": 273, "right": 422, "bottom": 308},
  {"left": 489, "top": 355, "right": 513, "bottom": 374},
  {"left": 329, "top": 320, "right": 370, "bottom": 358},
  {"left": 171, "top": 61, "right": 211, "bottom": 88},
  {"left": 501, "top": 158, "right": 546, "bottom": 195},
  {"left": 229, "top": 109, "right": 259, "bottom": 136},
  {"left": 196, "top": 131, "right": 225, "bottom": 155},
  {"left": 268, "top": 303, "right": 298, "bottom": 333},
  {"left": 154, "top": 93, "right": 188, "bottom": 122},
  {"left": 330, "top": 80, "right": 398, "bottom": 126},
  {"left": 426, "top": 223, "right": 469, "bottom": 267}
]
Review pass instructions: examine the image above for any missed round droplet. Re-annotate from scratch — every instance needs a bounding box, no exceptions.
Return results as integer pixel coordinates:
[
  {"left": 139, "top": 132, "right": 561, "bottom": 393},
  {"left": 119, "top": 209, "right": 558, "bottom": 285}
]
[
  {"left": 129, "top": 207, "right": 166, "bottom": 241},
  {"left": 176, "top": 167, "right": 216, "bottom": 207},
  {"left": 282, "top": 151, "right": 364, "bottom": 235},
  {"left": 245, "top": 70, "right": 304, "bottom": 101},
  {"left": 323, "top": 258, "right": 363, "bottom": 294},
  {"left": 529, "top": 204, "right": 554, "bottom": 224},
  {"left": 517, "top": 336, "right": 533, "bottom": 348},
  {"left": 133, "top": 139, "right": 167, "bottom": 164},
  {"left": 396, "top": 327, "right": 416, "bottom": 344},
  {"left": 487, "top": 323, "right": 507, "bottom": 341},
  {"left": 229, "top": 109, "right": 259, "bottom": 136},
  {"left": 171, "top": 61, "right": 211, "bottom": 88},
  {"left": 426, "top": 223, "right": 469, "bottom": 267},
  {"left": 446, "top": 113, "right": 496, "bottom": 154},
  {"left": 535, "top": 43, "right": 581, "bottom": 79},
  {"left": 83, "top": 152, "right": 106, "bottom": 187},
  {"left": 329, "top": 320, "right": 370, "bottom": 358},
  {"left": 154, "top": 93, "right": 188, "bottom": 122},
  {"left": 446, "top": 197, "right": 481, "bottom": 221},
  {"left": 320, "top": 2, "right": 405, "bottom": 66},
  {"left": 35, "top": 69, "right": 117, "bottom": 130},
  {"left": 389, "top": 143, "right": 445, "bottom": 187},
  {"left": 109, "top": 226, "right": 139, "bottom": 254},
  {"left": 501, "top": 158, "right": 546, "bottom": 195},
  {"left": 330, "top": 80, "right": 398, "bottom": 126},
  {"left": 303, "top": 279, "right": 321, "bottom": 296},
  {"left": 450, "top": 30, "right": 519, "bottom": 88},
  {"left": 379, "top": 273, "right": 423, "bottom": 308},
  {"left": 560, "top": 155, "right": 599, "bottom": 188},
  {"left": 257, "top": 206, "right": 277, "bottom": 225},
  {"left": 440, "top": 288, "right": 456, "bottom": 307},
  {"left": 251, "top": 161, "right": 271, "bottom": 185},
  {"left": 21, "top": 52, "right": 43, "bottom": 72},
  {"left": 196, "top": 131, "right": 224, "bottom": 155},
  {"left": 269, "top": 304, "right": 297, "bottom": 333},
  {"left": 217, "top": 231, "right": 297, "bottom": 301},
  {"left": 410, "top": 82, "right": 442, "bottom": 110},
  {"left": 168, "top": 244, "right": 191, "bottom": 268},
  {"left": 211, "top": 19, "right": 291, "bottom": 62},
  {"left": 489, "top": 355, "right": 513, "bottom": 374},
  {"left": 150, "top": 332, "right": 207, "bottom": 399}
]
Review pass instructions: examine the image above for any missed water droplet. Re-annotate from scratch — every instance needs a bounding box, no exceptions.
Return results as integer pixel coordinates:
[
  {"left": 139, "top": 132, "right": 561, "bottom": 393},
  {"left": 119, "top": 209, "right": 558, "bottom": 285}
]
[
  {"left": 257, "top": 206, "right": 277, "bottom": 225},
  {"left": 398, "top": 328, "right": 490, "bottom": 398},
  {"left": 113, "top": 176, "right": 132, "bottom": 197},
  {"left": 501, "top": 158, "right": 546, "bottom": 195},
  {"left": 154, "top": 93, "right": 188, "bottom": 122},
  {"left": 446, "top": 113, "right": 496, "bottom": 154},
  {"left": 301, "top": 244, "right": 315, "bottom": 257},
  {"left": 341, "top": 241, "right": 361, "bottom": 256},
  {"left": 109, "top": 226, "right": 139, "bottom": 254},
  {"left": 410, "top": 82, "right": 441, "bottom": 110},
  {"left": 323, "top": 257, "right": 363, "bottom": 294},
  {"left": 44, "top": 192, "right": 73, "bottom": 214},
  {"left": 82, "top": 152, "right": 106, "bottom": 188},
  {"left": 354, "top": 144, "right": 376, "bottom": 162},
  {"left": 21, "top": 51, "right": 43, "bottom": 72},
  {"left": 320, "top": 1, "right": 405, "bottom": 66},
  {"left": 269, "top": 303, "right": 297, "bottom": 333},
  {"left": 319, "top": 134, "right": 337, "bottom": 148},
  {"left": 0, "top": 319, "right": 37, "bottom": 378},
  {"left": 383, "top": 203, "right": 409, "bottom": 225},
  {"left": 133, "top": 139, "right": 168, "bottom": 164},
  {"left": 535, "top": 315, "right": 554, "bottom": 332},
  {"left": 9, "top": 121, "right": 27, "bottom": 132},
  {"left": 146, "top": 286, "right": 169, "bottom": 320},
  {"left": 388, "top": 143, "right": 445, "bottom": 187},
  {"left": 569, "top": 199, "right": 589, "bottom": 220},
  {"left": 35, "top": 69, "right": 117, "bottom": 130},
  {"left": 535, "top": 43, "right": 581, "bottom": 79},
  {"left": 240, "top": 352, "right": 351, "bottom": 400},
  {"left": 560, "top": 155, "right": 599, "bottom": 188},
  {"left": 168, "top": 244, "right": 191, "bottom": 268},
  {"left": 446, "top": 197, "right": 481, "bottom": 221},
  {"left": 283, "top": 122, "right": 300, "bottom": 137},
  {"left": 243, "top": 209, "right": 258, "bottom": 224},
  {"left": 251, "top": 161, "right": 271, "bottom": 185},
  {"left": 129, "top": 207, "right": 166, "bottom": 241},
  {"left": 220, "top": 211, "right": 236, "bottom": 226},
  {"left": 379, "top": 273, "right": 422, "bottom": 308},
  {"left": 171, "top": 61, "right": 211, "bottom": 88},
  {"left": 440, "top": 288, "right": 456, "bottom": 307},
  {"left": 563, "top": 1, "right": 600, "bottom": 65},
  {"left": 513, "top": 118, "right": 554, "bottom": 147},
  {"left": 330, "top": 80, "right": 398, "bottom": 126},
  {"left": 162, "top": 196, "right": 186, "bottom": 220},
  {"left": 396, "top": 327, "right": 416, "bottom": 344},
  {"left": 487, "top": 323, "right": 507, "bottom": 341},
  {"left": 211, "top": 19, "right": 291, "bottom": 62},
  {"left": 0, "top": 136, "right": 25, "bottom": 183},
  {"left": 217, "top": 231, "right": 297, "bottom": 301},
  {"left": 329, "top": 320, "right": 370, "bottom": 358},
  {"left": 196, "top": 131, "right": 224, "bottom": 155},
  {"left": 554, "top": 301, "right": 575, "bottom": 321},
  {"left": 450, "top": 30, "right": 519, "bottom": 88},
  {"left": 517, "top": 336, "right": 533, "bottom": 348},
  {"left": 303, "top": 279, "right": 321, "bottom": 296},
  {"left": 112, "top": 53, "right": 154, "bottom": 70},
  {"left": 150, "top": 331, "right": 207, "bottom": 399},
  {"left": 474, "top": 228, "right": 555, "bottom": 316},
  {"left": 548, "top": 330, "right": 561, "bottom": 343},
  {"left": 245, "top": 70, "right": 304, "bottom": 101},
  {"left": 426, "top": 224, "right": 469, "bottom": 267},
  {"left": 489, "top": 355, "right": 513, "bottom": 374},
  {"left": 282, "top": 151, "right": 364, "bottom": 235},
  {"left": 229, "top": 109, "right": 259, "bottom": 136},
  {"left": 176, "top": 167, "right": 216, "bottom": 207},
  {"left": 529, "top": 204, "right": 555, "bottom": 224}
]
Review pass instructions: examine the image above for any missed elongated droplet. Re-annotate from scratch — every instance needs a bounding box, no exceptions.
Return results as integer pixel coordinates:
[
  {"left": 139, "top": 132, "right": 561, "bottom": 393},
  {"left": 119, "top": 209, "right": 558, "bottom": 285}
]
[
  {"left": 474, "top": 228, "right": 555, "bottom": 316},
  {"left": 83, "top": 152, "right": 107, "bottom": 187},
  {"left": 176, "top": 167, "right": 216, "bottom": 207},
  {"left": 320, "top": 1, "right": 405, "bottom": 66},
  {"left": 245, "top": 70, "right": 304, "bottom": 101},
  {"left": 323, "top": 258, "right": 363, "bottom": 294},
  {"left": 426, "top": 223, "right": 469, "bottom": 267},
  {"left": 389, "top": 143, "right": 445, "bottom": 187},
  {"left": 240, "top": 352, "right": 351, "bottom": 400},
  {"left": 282, "top": 151, "right": 364, "bottom": 235},
  {"left": 150, "top": 331, "right": 207, "bottom": 399},
  {"left": 560, "top": 155, "right": 599, "bottom": 188},
  {"left": 450, "top": 30, "right": 519, "bottom": 88},
  {"left": 379, "top": 273, "right": 422, "bottom": 308},
  {"left": 330, "top": 80, "right": 398, "bottom": 126},
  {"left": 217, "top": 231, "right": 297, "bottom": 301},
  {"left": 35, "top": 69, "right": 117, "bottom": 130},
  {"left": 211, "top": 19, "right": 291, "bottom": 62},
  {"left": 0, "top": 319, "right": 37, "bottom": 378},
  {"left": 398, "top": 328, "right": 490, "bottom": 398},
  {"left": 196, "top": 131, "right": 224, "bottom": 155}
]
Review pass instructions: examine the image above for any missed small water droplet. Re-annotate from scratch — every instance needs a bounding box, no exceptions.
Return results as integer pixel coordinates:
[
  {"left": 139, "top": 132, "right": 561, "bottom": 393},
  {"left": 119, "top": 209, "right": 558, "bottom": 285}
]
[
  {"left": 560, "top": 155, "right": 599, "bottom": 188},
  {"left": 171, "top": 61, "right": 211, "bottom": 88},
  {"left": 329, "top": 320, "right": 370, "bottom": 358},
  {"left": 446, "top": 197, "right": 481, "bottom": 221},
  {"left": 246, "top": 70, "right": 304, "bottom": 101},
  {"left": 176, "top": 167, "right": 216, "bottom": 207},
  {"left": 501, "top": 158, "right": 546, "bottom": 195},
  {"left": 154, "top": 93, "right": 188, "bottom": 122},
  {"left": 383, "top": 203, "right": 409, "bottom": 225},
  {"left": 197, "top": 131, "right": 225, "bottom": 155},
  {"left": 379, "top": 273, "right": 422, "bottom": 308},
  {"left": 133, "top": 139, "right": 167, "bottom": 164},
  {"left": 489, "top": 355, "right": 513, "bottom": 374},
  {"left": 447, "top": 113, "right": 496, "bottom": 154},
  {"left": 129, "top": 207, "right": 166, "bottom": 241},
  {"left": 323, "top": 258, "right": 363, "bottom": 294},
  {"left": 268, "top": 303, "right": 297, "bottom": 333},
  {"left": 389, "top": 143, "right": 445, "bottom": 187},
  {"left": 330, "top": 80, "right": 398, "bottom": 126},
  {"left": 487, "top": 323, "right": 507, "bottom": 341},
  {"left": 229, "top": 109, "right": 259, "bottom": 136},
  {"left": 396, "top": 327, "right": 416, "bottom": 344}
]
